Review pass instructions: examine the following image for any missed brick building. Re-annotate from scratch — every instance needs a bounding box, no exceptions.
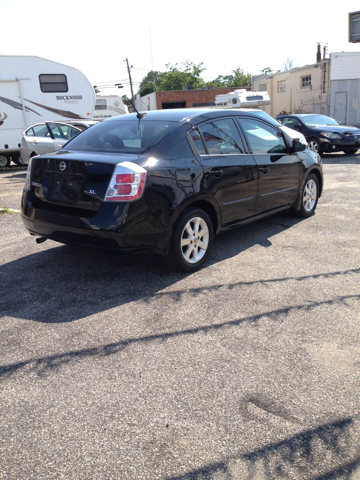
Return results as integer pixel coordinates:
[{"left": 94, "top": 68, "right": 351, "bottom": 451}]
[{"left": 134, "top": 86, "right": 251, "bottom": 111}]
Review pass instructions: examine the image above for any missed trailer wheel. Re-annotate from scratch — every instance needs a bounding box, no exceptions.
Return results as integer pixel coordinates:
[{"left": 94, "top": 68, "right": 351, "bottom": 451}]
[{"left": 0, "top": 154, "right": 11, "bottom": 168}]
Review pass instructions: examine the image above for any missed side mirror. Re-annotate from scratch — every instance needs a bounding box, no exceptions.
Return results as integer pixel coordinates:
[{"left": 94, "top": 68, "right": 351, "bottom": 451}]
[
  {"left": 292, "top": 139, "right": 306, "bottom": 152},
  {"left": 292, "top": 123, "right": 302, "bottom": 130}
]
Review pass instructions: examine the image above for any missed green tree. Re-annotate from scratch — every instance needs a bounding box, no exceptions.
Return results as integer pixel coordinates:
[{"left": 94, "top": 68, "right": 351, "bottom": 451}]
[
  {"left": 138, "top": 70, "right": 165, "bottom": 96},
  {"left": 93, "top": 85, "right": 100, "bottom": 94},
  {"left": 260, "top": 67, "right": 274, "bottom": 76},
  {"left": 206, "top": 67, "right": 251, "bottom": 88}
]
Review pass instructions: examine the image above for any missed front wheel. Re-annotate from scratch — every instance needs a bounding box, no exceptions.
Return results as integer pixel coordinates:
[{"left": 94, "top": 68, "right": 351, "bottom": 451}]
[
  {"left": 296, "top": 173, "right": 319, "bottom": 218},
  {"left": 308, "top": 138, "right": 322, "bottom": 155},
  {"left": 163, "top": 208, "right": 214, "bottom": 272}
]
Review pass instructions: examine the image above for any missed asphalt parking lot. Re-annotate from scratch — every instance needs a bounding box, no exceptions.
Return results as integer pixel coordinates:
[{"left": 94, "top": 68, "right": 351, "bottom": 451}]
[{"left": 0, "top": 153, "right": 359, "bottom": 480}]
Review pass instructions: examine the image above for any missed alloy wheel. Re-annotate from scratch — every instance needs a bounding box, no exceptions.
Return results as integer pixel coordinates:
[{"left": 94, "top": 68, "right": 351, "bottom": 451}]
[
  {"left": 308, "top": 140, "right": 319, "bottom": 153},
  {"left": 303, "top": 179, "right": 317, "bottom": 212},
  {"left": 180, "top": 216, "right": 209, "bottom": 264}
]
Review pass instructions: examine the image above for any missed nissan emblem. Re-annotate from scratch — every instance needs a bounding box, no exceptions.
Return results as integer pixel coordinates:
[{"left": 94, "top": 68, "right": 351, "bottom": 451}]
[{"left": 59, "top": 161, "right": 66, "bottom": 171}]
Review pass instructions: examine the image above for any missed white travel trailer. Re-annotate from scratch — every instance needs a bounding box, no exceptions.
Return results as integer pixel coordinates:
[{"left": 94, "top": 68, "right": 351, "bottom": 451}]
[
  {"left": 93, "top": 95, "right": 129, "bottom": 120},
  {"left": 0, "top": 55, "right": 95, "bottom": 167},
  {"left": 215, "top": 89, "right": 271, "bottom": 108}
]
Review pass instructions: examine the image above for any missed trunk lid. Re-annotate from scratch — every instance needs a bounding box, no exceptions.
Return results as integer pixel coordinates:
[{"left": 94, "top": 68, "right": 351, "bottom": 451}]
[{"left": 30, "top": 150, "right": 144, "bottom": 216}]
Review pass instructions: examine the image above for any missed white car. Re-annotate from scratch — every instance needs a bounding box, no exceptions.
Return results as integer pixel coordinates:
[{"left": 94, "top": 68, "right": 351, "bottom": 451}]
[{"left": 20, "top": 122, "right": 82, "bottom": 165}]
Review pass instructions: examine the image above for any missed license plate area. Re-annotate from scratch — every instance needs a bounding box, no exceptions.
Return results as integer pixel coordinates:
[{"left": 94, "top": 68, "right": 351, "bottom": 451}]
[{"left": 43, "top": 172, "right": 85, "bottom": 205}]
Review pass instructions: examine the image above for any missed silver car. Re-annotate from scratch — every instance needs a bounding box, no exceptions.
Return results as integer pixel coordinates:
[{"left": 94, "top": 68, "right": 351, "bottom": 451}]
[{"left": 20, "top": 122, "right": 81, "bottom": 165}]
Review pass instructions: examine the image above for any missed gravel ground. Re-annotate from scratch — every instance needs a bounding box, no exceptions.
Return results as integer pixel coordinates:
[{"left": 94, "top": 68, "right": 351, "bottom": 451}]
[{"left": 0, "top": 154, "right": 359, "bottom": 479}]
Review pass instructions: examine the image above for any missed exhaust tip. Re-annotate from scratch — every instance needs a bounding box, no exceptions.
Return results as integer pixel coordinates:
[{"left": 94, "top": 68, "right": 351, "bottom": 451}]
[{"left": 36, "top": 237, "right": 47, "bottom": 244}]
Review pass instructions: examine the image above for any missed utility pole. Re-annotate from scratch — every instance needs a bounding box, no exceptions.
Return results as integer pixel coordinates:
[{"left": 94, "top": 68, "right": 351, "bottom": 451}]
[
  {"left": 149, "top": 28, "right": 154, "bottom": 71},
  {"left": 125, "top": 58, "right": 134, "bottom": 102}
]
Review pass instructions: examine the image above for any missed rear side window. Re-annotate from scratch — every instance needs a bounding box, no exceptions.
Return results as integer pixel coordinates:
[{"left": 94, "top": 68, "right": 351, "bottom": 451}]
[
  {"left": 48, "top": 123, "right": 80, "bottom": 140},
  {"left": 25, "top": 128, "right": 35, "bottom": 137},
  {"left": 237, "top": 118, "right": 287, "bottom": 154},
  {"left": 190, "top": 129, "right": 206, "bottom": 154},
  {"left": 39, "top": 74, "right": 68, "bottom": 93},
  {"left": 198, "top": 118, "right": 245, "bottom": 154},
  {"left": 32, "top": 124, "right": 50, "bottom": 137}
]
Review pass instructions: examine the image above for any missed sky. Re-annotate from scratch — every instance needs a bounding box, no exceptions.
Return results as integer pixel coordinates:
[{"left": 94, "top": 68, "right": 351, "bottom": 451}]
[{"left": 1, "top": 0, "right": 360, "bottom": 99}]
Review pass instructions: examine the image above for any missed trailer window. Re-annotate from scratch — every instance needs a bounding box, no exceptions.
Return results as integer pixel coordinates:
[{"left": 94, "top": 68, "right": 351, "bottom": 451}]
[
  {"left": 39, "top": 74, "right": 68, "bottom": 93},
  {"left": 95, "top": 99, "right": 107, "bottom": 110}
]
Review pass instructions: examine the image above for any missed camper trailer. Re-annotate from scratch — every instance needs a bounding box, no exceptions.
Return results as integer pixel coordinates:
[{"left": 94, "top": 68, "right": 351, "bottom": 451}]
[
  {"left": 93, "top": 95, "right": 129, "bottom": 120},
  {"left": 215, "top": 89, "right": 271, "bottom": 108},
  {"left": 0, "top": 56, "right": 95, "bottom": 167}
]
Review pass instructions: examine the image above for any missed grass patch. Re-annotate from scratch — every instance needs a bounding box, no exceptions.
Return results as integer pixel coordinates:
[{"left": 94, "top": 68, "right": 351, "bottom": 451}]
[
  {"left": 0, "top": 166, "right": 27, "bottom": 172},
  {"left": 0, "top": 207, "right": 11, "bottom": 215}
]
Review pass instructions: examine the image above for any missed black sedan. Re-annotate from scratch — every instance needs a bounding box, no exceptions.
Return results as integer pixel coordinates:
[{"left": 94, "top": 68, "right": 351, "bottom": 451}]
[
  {"left": 21, "top": 109, "right": 323, "bottom": 272},
  {"left": 276, "top": 114, "right": 360, "bottom": 155}
]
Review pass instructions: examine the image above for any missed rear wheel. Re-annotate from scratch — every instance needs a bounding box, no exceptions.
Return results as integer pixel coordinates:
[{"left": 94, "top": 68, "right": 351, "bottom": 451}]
[
  {"left": 11, "top": 152, "right": 26, "bottom": 167},
  {"left": 163, "top": 208, "right": 214, "bottom": 272},
  {"left": 296, "top": 173, "right": 319, "bottom": 218},
  {"left": 0, "top": 154, "right": 11, "bottom": 168}
]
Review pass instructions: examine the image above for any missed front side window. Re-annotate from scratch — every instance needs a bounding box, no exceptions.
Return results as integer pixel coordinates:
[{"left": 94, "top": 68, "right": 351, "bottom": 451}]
[
  {"left": 198, "top": 118, "right": 245, "bottom": 154},
  {"left": 281, "top": 117, "right": 302, "bottom": 128},
  {"left": 238, "top": 118, "right": 287, "bottom": 154},
  {"left": 301, "top": 75, "right": 311, "bottom": 88},
  {"left": 39, "top": 74, "right": 68, "bottom": 93}
]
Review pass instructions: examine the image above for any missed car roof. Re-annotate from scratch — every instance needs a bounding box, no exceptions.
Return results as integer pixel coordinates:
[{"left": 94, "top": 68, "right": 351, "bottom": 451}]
[
  {"left": 106, "top": 108, "right": 275, "bottom": 124},
  {"left": 277, "top": 114, "right": 319, "bottom": 117}
]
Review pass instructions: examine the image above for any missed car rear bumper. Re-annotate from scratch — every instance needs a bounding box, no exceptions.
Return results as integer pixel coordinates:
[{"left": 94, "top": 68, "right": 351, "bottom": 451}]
[{"left": 21, "top": 189, "right": 172, "bottom": 255}]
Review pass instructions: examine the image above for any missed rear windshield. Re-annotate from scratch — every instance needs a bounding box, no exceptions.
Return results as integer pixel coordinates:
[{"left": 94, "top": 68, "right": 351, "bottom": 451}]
[{"left": 65, "top": 119, "right": 178, "bottom": 154}]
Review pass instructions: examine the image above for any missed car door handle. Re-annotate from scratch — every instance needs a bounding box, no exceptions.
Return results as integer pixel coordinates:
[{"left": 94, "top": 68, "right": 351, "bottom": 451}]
[
  {"left": 259, "top": 167, "right": 269, "bottom": 173},
  {"left": 31, "top": 140, "right": 39, "bottom": 144},
  {"left": 208, "top": 169, "right": 224, "bottom": 176}
]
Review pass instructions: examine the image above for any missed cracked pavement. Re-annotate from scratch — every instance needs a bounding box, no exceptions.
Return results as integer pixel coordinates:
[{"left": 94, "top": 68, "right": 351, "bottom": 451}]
[{"left": 0, "top": 154, "right": 359, "bottom": 479}]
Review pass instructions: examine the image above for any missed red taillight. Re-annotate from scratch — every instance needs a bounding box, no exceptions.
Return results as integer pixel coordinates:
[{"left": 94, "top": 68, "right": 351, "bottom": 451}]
[
  {"left": 105, "top": 161, "right": 147, "bottom": 202},
  {"left": 116, "top": 173, "right": 135, "bottom": 184}
]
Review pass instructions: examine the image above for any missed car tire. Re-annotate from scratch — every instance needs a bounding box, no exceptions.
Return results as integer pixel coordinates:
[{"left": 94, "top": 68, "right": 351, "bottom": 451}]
[
  {"left": 308, "top": 138, "right": 322, "bottom": 155},
  {"left": 0, "top": 154, "right": 11, "bottom": 168},
  {"left": 342, "top": 148, "right": 358, "bottom": 155},
  {"left": 296, "top": 173, "right": 319, "bottom": 218},
  {"left": 163, "top": 208, "right": 214, "bottom": 272},
  {"left": 11, "top": 153, "right": 26, "bottom": 167}
]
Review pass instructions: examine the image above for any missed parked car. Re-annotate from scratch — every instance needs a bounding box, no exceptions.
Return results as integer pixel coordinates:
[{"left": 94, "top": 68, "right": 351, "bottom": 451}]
[
  {"left": 276, "top": 114, "right": 360, "bottom": 155},
  {"left": 21, "top": 109, "right": 323, "bottom": 272},
  {"left": 58, "top": 120, "right": 98, "bottom": 131},
  {"left": 20, "top": 122, "right": 82, "bottom": 165}
]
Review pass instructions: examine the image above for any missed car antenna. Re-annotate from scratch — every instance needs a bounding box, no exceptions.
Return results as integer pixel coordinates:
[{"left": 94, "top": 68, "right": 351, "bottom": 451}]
[{"left": 129, "top": 99, "right": 147, "bottom": 130}]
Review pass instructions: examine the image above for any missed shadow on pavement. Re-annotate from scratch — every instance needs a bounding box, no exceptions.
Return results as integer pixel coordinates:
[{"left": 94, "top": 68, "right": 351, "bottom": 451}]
[
  {"left": 0, "top": 212, "right": 307, "bottom": 324},
  {"left": 0, "top": 292, "right": 358, "bottom": 380},
  {"left": 168, "top": 418, "right": 360, "bottom": 480}
]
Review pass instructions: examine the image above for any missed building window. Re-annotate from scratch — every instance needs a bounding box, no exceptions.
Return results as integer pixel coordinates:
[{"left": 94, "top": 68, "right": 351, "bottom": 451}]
[
  {"left": 278, "top": 81, "right": 286, "bottom": 93},
  {"left": 259, "top": 84, "right": 267, "bottom": 91},
  {"left": 95, "top": 99, "right": 107, "bottom": 110},
  {"left": 39, "top": 74, "right": 68, "bottom": 93},
  {"left": 301, "top": 75, "right": 312, "bottom": 88},
  {"left": 162, "top": 101, "right": 186, "bottom": 109}
]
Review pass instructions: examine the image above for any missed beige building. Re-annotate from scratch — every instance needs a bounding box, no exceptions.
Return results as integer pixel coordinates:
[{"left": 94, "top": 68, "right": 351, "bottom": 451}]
[{"left": 252, "top": 59, "right": 330, "bottom": 118}]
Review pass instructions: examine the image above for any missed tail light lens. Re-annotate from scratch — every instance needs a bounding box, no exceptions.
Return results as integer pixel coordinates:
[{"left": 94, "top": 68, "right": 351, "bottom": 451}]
[
  {"left": 105, "top": 161, "right": 147, "bottom": 202},
  {"left": 24, "top": 157, "right": 33, "bottom": 190}
]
